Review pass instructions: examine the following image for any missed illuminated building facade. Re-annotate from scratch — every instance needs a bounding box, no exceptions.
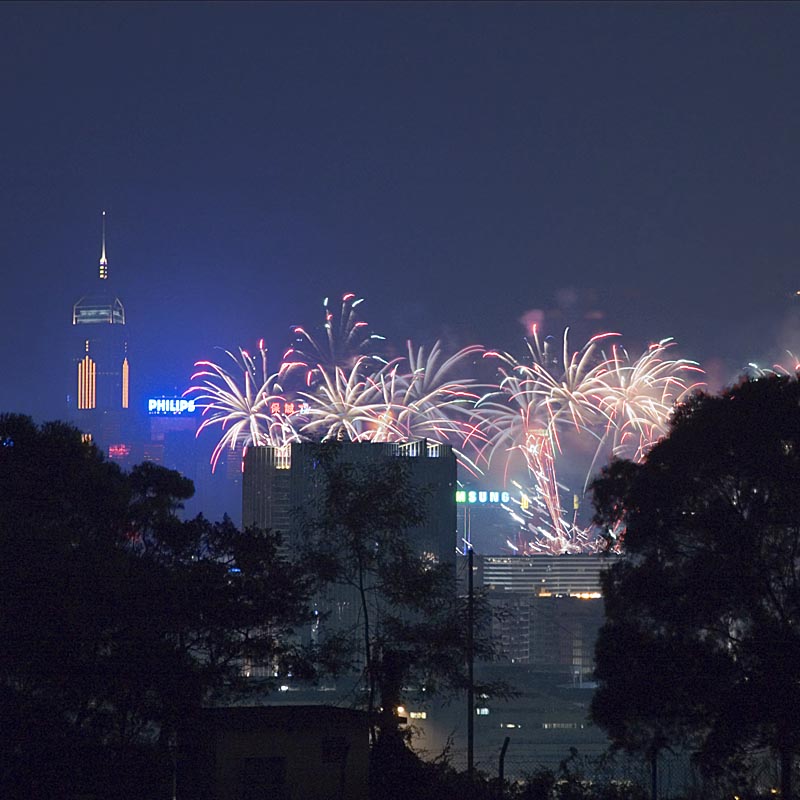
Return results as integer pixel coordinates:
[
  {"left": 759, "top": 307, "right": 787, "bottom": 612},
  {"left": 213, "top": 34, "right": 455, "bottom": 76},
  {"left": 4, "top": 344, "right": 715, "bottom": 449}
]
[
  {"left": 71, "top": 213, "right": 131, "bottom": 455},
  {"left": 476, "top": 553, "right": 614, "bottom": 672},
  {"left": 143, "top": 395, "right": 200, "bottom": 467}
]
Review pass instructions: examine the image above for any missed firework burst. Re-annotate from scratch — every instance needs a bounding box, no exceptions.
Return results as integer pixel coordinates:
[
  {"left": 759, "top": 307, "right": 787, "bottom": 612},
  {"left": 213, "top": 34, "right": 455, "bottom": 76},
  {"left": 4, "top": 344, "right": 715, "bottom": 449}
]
[
  {"left": 296, "top": 341, "right": 488, "bottom": 474},
  {"left": 295, "top": 356, "right": 401, "bottom": 442},
  {"left": 477, "top": 329, "right": 702, "bottom": 553},
  {"left": 286, "top": 293, "right": 386, "bottom": 388},
  {"left": 746, "top": 351, "right": 800, "bottom": 378},
  {"left": 597, "top": 338, "right": 704, "bottom": 461},
  {"left": 385, "top": 342, "right": 484, "bottom": 441},
  {"left": 185, "top": 341, "right": 303, "bottom": 471}
]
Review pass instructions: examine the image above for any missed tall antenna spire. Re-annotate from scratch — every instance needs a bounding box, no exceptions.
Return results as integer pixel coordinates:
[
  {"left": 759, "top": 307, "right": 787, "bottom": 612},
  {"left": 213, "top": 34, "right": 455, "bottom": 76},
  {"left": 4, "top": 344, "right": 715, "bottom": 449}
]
[{"left": 99, "top": 211, "right": 108, "bottom": 280}]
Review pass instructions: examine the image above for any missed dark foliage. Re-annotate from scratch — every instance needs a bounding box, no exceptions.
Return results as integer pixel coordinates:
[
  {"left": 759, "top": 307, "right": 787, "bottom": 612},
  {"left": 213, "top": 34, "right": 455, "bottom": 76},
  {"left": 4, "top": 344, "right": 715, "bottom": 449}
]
[
  {"left": 590, "top": 376, "right": 800, "bottom": 798},
  {"left": 369, "top": 742, "right": 649, "bottom": 800},
  {"left": 0, "top": 414, "right": 315, "bottom": 799}
]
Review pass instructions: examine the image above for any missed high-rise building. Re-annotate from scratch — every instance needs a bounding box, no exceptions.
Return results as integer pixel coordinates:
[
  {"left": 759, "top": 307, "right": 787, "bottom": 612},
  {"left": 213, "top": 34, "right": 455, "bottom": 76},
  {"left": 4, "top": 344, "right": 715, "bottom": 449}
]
[
  {"left": 475, "top": 553, "right": 614, "bottom": 672},
  {"left": 70, "top": 213, "right": 131, "bottom": 455},
  {"left": 479, "top": 553, "right": 610, "bottom": 597},
  {"left": 243, "top": 438, "right": 457, "bottom": 653},
  {"left": 243, "top": 439, "right": 457, "bottom": 566},
  {"left": 242, "top": 444, "right": 293, "bottom": 539}
]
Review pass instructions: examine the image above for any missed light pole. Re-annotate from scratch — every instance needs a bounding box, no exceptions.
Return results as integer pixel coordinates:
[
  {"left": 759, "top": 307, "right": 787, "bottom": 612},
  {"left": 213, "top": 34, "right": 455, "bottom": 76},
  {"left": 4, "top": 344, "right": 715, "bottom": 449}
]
[{"left": 467, "top": 544, "right": 474, "bottom": 781}]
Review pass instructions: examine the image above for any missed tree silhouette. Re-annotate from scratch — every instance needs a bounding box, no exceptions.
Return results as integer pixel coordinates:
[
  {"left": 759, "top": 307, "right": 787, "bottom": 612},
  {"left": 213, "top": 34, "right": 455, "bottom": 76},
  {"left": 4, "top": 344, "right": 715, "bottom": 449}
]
[
  {"left": 590, "top": 376, "right": 800, "bottom": 798},
  {"left": 295, "top": 441, "right": 502, "bottom": 746},
  {"left": 0, "top": 415, "right": 315, "bottom": 799}
]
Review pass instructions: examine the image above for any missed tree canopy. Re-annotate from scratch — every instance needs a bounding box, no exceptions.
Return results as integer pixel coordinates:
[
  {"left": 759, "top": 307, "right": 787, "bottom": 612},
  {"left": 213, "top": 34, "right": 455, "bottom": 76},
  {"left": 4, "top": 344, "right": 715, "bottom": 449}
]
[
  {"left": 1, "top": 418, "right": 505, "bottom": 797},
  {"left": 590, "top": 375, "right": 800, "bottom": 798},
  {"left": 0, "top": 414, "right": 315, "bottom": 799}
]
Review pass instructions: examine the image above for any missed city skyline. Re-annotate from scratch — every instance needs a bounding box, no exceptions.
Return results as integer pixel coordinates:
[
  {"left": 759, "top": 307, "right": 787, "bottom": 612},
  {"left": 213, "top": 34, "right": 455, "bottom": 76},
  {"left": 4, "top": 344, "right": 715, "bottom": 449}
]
[{"left": 2, "top": 3, "right": 799, "bottom": 426}]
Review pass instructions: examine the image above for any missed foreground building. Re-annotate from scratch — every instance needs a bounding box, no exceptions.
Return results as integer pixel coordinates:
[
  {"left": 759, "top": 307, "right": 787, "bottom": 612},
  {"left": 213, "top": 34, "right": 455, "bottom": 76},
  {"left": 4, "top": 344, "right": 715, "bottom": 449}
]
[{"left": 178, "top": 706, "right": 368, "bottom": 800}]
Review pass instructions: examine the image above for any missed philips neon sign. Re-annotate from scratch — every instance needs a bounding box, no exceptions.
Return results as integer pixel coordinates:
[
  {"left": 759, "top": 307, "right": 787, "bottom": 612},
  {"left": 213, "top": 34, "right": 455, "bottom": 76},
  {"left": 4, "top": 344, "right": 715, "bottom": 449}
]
[
  {"left": 148, "top": 397, "right": 197, "bottom": 416},
  {"left": 456, "top": 490, "right": 511, "bottom": 504}
]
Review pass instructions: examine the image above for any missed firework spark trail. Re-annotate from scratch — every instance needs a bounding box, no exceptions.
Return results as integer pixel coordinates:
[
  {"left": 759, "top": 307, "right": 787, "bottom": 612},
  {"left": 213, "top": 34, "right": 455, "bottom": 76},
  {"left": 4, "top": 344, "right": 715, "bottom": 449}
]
[
  {"left": 476, "top": 329, "right": 703, "bottom": 553},
  {"left": 188, "top": 295, "right": 702, "bottom": 555},
  {"left": 286, "top": 293, "right": 387, "bottom": 387},
  {"left": 185, "top": 341, "right": 303, "bottom": 471},
  {"left": 747, "top": 351, "right": 800, "bottom": 378},
  {"left": 523, "top": 430, "right": 565, "bottom": 541},
  {"left": 505, "top": 479, "right": 593, "bottom": 555}
]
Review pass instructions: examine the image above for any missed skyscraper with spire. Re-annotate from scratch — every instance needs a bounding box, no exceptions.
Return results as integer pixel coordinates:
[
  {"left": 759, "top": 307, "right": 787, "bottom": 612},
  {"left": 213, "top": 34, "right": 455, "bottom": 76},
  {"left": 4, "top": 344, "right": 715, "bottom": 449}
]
[{"left": 71, "top": 212, "right": 131, "bottom": 453}]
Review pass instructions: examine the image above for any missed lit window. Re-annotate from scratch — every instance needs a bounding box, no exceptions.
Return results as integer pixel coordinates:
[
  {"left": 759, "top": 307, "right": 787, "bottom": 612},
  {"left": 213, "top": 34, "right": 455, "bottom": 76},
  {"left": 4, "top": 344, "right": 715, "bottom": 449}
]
[
  {"left": 409, "top": 711, "right": 427, "bottom": 720},
  {"left": 476, "top": 707, "right": 489, "bottom": 716},
  {"left": 77, "top": 355, "right": 97, "bottom": 409},
  {"left": 121, "top": 357, "right": 129, "bottom": 409},
  {"left": 542, "top": 722, "right": 578, "bottom": 730}
]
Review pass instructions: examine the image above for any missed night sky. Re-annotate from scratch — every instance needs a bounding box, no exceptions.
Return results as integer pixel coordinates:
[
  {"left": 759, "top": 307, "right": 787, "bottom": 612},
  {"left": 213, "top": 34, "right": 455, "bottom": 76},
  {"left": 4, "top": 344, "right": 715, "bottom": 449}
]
[{"left": 2, "top": 2, "right": 800, "bottom": 423}]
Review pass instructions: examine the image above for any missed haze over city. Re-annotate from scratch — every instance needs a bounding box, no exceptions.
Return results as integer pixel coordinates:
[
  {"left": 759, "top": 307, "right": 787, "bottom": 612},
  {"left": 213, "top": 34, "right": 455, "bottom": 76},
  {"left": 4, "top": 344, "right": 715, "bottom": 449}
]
[
  {"left": 7, "top": 6, "right": 800, "bottom": 798},
  {"left": 3, "top": 2, "right": 800, "bottom": 450}
]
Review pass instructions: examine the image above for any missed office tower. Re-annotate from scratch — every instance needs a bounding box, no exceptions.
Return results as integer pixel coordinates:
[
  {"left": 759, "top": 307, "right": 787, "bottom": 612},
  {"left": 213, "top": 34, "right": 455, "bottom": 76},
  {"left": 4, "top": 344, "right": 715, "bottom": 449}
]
[
  {"left": 243, "top": 438, "right": 457, "bottom": 651},
  {"left": 243, "top": 439, "right": 457, "bottom": 565},
  {"left": 242, "top": 444, "right": 293, "bottom": 539},
  {"left": 71, "top": 213, "right": 131, "bottom": 454}
]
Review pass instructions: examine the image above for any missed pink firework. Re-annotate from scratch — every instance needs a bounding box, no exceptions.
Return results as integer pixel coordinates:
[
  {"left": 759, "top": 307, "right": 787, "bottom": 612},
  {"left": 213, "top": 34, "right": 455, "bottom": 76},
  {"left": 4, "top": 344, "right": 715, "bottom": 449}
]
[
  {"left": 185, "top": 341, "right": 304, "bottom": 471},
  {"left": 477, "top": 329, "right": 702, "bottom": 554}
]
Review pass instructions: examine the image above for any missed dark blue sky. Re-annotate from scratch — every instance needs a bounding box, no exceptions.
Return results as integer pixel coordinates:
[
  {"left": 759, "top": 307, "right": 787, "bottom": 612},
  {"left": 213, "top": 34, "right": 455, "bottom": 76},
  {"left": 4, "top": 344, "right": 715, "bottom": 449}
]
[{"left": 2, "top": 1, "right": 799, "bottom": 421}]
